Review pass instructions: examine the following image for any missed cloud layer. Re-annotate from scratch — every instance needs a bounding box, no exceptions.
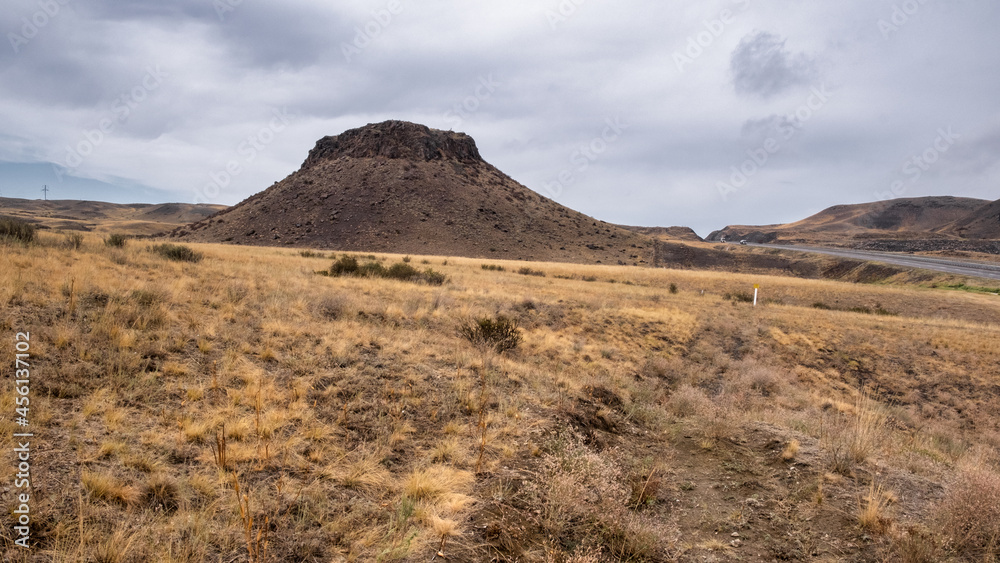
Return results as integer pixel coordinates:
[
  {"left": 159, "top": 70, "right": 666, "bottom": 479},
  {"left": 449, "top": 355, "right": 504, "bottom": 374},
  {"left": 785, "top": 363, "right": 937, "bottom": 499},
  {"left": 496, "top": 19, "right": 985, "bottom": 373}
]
[
  {"left": 1, "top": 0, "right": 998, "bottom": 236},
  {"left": 731, "top": 31, "right": 816, "bottom": 98}
]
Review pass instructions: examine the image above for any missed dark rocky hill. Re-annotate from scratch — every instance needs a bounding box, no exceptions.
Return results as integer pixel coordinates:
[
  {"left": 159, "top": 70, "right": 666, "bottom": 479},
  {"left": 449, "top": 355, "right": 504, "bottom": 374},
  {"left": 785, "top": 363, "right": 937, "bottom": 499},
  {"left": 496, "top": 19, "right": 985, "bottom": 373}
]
[{"left": 172, "top": 120, "right": 658, "bottom": 265}]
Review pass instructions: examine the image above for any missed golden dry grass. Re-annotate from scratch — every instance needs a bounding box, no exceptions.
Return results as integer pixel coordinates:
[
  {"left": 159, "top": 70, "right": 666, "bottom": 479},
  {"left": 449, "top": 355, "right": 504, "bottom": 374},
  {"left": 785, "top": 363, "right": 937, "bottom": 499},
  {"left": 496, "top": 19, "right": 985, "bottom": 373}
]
[{"left": 1, "top": 231, "right": 999, "bottom": 561}]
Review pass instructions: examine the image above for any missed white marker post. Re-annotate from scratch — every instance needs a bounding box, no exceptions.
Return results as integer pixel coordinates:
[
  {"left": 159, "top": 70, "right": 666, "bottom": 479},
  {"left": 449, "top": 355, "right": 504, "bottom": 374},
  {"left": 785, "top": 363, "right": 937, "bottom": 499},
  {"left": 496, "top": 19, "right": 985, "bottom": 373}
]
[{"left": 753, "top": 284, "right": 759, "bottom": 307}]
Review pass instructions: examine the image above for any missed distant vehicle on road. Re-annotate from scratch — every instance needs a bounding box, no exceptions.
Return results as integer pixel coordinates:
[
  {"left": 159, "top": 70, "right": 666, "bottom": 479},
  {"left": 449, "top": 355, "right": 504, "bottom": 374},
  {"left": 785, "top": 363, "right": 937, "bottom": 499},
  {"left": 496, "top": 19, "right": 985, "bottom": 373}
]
[{"left": 740, "top": 240, "right": 747, "bottom": 245}]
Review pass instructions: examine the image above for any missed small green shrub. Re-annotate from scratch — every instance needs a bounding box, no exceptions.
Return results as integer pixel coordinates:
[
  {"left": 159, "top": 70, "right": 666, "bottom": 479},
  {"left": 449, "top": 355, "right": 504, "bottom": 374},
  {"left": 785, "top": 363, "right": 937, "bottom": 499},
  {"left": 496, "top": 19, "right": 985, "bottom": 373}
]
[
  {"left": 327, "top": 256, "right": 446, "bottom": 285},
  {"left": 669, "top": 283, "right": 678, "bottom": 294},
  {"left": 329, "top": 255, "right": 359, "bottom": 276},
  {"left": 357, "top": 261, "right": 387, "bottom": 277},
  {"left": 460, "top": 315, "right": 522, "bottom": 354},
  {"left": 422, "top": 269, "right": 446, "bottom": 286},
  {"left": 150, "top": 243, "right": 202, "bottom": 263},
  {"left": 299, "top": 250, "right": 326, "bottom": 258},
  {"left": 401, "top": 256, "right": 411, "bottom": 263},
  {"left": 385, "top": 262, "right": 419, "bottom": 281},
  {"left": 517, "top": 267, "right": 545, "bottom": 277},
  {"left": 724, "top": 291, "right": 754, "bottom": 303},
  {"left": 104, "top": 233, "right": 128, "bottom": 248},
  {"left": 0, "top": 217, "right": 36, "bottom": 244},
  {"left": 481, "top": 264, "right": 505, "bottom": 272}
]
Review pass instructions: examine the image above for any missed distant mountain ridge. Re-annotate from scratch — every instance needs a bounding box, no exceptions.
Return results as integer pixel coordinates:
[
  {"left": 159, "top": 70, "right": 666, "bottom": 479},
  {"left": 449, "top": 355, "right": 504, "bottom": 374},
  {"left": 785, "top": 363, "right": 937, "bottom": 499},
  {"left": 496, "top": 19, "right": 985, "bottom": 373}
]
[
  {"left": 708, "top": 196, "right": 999, "bottom": 246},
  {"left": 0, "top": 197, "right": 226, "bottom": 235}
]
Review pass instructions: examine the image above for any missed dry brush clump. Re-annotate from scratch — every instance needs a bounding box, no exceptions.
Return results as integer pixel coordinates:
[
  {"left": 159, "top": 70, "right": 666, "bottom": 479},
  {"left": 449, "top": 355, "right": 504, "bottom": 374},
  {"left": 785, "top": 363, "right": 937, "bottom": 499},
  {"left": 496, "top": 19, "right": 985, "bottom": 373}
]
[
  {"left": 532, "top": 436, "right": 675, "bottom": 560},
  {"left": 825, "top": 388, "right": 892, "bottom": 475},
  {"left": 937, "top": 462, "right": 1000, "bottom": 559}
]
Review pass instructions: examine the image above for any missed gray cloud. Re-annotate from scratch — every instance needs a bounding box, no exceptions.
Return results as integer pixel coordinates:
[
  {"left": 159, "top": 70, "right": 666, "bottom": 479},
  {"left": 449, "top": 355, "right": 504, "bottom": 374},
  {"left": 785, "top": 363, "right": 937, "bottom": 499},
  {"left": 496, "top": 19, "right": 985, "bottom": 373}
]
[
  {"left": 0, "top": 1, "right": 998, "bottom": 237},
  {"left": 730, "top": 31, "right": 817, "bottom": 98}
]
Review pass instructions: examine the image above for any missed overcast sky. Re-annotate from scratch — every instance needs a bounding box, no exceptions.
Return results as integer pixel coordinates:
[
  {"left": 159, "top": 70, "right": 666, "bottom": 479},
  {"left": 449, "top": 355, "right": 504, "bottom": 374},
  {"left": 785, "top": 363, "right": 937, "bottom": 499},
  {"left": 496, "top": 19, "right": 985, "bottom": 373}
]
[{"left": 1, "top": 0, "right": 998, "bottom": 236}]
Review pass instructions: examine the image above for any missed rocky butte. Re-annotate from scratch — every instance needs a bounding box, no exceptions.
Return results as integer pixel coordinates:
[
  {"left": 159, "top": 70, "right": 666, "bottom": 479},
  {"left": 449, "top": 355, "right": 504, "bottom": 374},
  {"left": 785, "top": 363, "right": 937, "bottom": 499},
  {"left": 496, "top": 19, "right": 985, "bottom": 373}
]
[{"left": 174, "top": 120, "right": 661, "bottom": 265}]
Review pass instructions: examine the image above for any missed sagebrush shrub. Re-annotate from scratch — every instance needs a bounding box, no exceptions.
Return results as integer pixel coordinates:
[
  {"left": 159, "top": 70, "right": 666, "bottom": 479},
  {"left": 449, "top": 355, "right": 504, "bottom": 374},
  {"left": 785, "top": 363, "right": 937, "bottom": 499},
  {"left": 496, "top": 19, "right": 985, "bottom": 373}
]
[
  {"left": 422, "top": 268, "right": 446, "bottom": 286},
  {"left": 724, "top": 291, "right": 754, "bottom": 303},
  {"left": 356, "top": 261, "right": 386, "bottom": 277},
  {"left": 315, "top": 295, "right": 347, "bottom": 320},
  {"left": 329, "top": 255, "right": 359, "bottom": 276},
  {"left": 328, "top": 256, "right": 446, "bottom": 285},
  {"left": 105, "top": 233, "right": 128, "bottom": 248},
  {"left": 385, "top": 262, "right": 419, "bottom": 280},
  {"left": 460, "top": 315, "right": 522, "bottom": 353},
  {"left": 0, "top": 217, "right": 36, "bottom": 243},
  {"left": 151, "top": 243, "right": 202, "bottom": 262},
  {"left": 666, "top": 385, "right": 713, "bottom": 418}
]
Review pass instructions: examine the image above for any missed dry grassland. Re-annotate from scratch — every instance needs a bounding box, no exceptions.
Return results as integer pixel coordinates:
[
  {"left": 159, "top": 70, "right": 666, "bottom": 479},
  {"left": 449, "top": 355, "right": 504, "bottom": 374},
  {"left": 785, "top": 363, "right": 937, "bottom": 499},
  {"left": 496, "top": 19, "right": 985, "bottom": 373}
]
[{"left": 2, "top": 232, "right": 999, "bottom": 562}]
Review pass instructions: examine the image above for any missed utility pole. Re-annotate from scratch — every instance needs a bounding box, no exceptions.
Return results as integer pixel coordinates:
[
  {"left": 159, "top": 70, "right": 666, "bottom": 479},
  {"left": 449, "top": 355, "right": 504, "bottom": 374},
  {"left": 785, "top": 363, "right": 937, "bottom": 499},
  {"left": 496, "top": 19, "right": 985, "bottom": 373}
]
[{"left": 42, "top": 185, "right": 49, "bottom": 200}]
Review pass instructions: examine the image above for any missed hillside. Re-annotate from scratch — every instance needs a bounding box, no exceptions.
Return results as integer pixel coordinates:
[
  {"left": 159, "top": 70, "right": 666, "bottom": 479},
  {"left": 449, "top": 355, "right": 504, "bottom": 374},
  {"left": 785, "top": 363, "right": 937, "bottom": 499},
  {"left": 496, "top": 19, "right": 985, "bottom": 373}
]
[
  {"left": 708, "top": 196, "right": 993, "bottom": 247},
  {"left": 0, "top": 197, "right": 226, "bottom": 235},
  {"left": 942, "top": 197, "right": 1000, "bottom": 239},
  {"left": 618, "top": 225, "right": 703, "bottom": 242},
  {"left": 3, "top": 232, "right": 1000, "bottom": 561},
  {"left": 173, "top": 121, "right": 663, "bottom": 265}
]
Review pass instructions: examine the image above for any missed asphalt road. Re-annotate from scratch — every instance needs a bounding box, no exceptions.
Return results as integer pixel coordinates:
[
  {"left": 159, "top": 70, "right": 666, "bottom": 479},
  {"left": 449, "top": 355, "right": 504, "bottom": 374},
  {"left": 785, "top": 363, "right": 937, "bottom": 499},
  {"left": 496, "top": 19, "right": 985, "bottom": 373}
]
[{"left": 745, "top": 243, "right": 1000, "bottom": 281}]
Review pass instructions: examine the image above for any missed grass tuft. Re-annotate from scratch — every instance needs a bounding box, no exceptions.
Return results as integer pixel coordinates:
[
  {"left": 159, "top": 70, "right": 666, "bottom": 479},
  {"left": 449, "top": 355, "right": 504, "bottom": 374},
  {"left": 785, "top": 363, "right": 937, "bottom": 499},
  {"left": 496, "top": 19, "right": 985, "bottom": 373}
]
[
  {"left": 858, "top": 479, "right": 895, "bottom": 535},
  {"left": 82, "top": 470, "right": 136, "bottom": 506}
]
